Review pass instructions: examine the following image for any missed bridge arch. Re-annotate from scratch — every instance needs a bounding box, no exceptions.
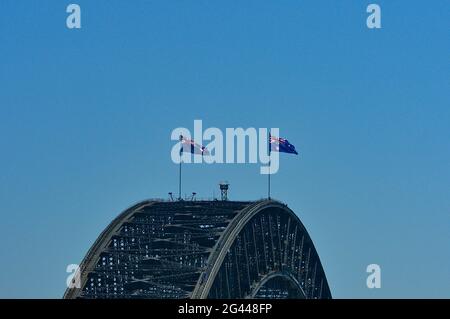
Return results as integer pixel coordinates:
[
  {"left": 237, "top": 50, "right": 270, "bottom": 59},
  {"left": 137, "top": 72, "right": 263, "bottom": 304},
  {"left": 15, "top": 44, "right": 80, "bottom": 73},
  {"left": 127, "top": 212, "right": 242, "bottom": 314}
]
[
  {"left": 64, "top": 199, "right": 331, "bottom": 299},
  {"left": 250, "top": 271, "right": 306, "bottom": 299},
  {"left": 192, "top": 200, "right": 331, "bottom": 299}
]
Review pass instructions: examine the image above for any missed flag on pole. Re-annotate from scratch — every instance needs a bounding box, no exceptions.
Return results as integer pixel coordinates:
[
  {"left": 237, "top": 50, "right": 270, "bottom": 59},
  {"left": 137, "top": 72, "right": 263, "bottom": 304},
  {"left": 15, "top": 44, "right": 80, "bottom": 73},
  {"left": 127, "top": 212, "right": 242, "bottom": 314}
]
[
  {"left": 180, "top": 135, "right": 209, "bottom": 155},
  {"left": 270, "top": 135, "right": 298, "bottom": 155}
]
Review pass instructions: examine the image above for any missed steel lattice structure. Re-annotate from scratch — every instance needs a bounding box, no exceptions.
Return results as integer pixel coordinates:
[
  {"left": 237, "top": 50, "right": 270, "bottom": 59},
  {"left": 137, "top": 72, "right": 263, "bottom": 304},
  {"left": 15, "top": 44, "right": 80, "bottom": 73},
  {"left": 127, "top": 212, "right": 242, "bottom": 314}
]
[{"left": 64, "top": 199, "right": 331, "bottom": 299}]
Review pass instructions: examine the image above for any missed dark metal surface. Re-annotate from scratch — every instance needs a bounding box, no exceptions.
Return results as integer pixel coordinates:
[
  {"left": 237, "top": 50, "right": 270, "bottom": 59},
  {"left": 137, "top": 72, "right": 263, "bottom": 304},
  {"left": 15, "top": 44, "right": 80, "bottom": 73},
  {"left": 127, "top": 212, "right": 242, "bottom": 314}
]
[{"left": 63, "top": 199, "right": 331, "bottom": 299}]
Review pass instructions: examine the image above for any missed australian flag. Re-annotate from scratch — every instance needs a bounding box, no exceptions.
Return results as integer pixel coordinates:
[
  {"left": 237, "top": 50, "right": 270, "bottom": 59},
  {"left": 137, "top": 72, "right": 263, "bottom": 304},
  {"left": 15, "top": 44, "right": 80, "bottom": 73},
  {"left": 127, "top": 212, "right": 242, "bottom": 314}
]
[
  {"left": 270, "top": 135, "right": 298, "bottom": 155},
  {"left": 180, "top": 135, "right": 209, "bottom": 155}
]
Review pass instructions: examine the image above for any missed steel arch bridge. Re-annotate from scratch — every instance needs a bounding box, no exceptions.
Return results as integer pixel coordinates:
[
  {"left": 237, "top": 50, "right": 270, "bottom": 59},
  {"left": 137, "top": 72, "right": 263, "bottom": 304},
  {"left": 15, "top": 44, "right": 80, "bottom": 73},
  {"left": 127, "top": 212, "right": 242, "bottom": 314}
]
[{"left": 64, "top": 200, "right": 331, "bottom": 299}]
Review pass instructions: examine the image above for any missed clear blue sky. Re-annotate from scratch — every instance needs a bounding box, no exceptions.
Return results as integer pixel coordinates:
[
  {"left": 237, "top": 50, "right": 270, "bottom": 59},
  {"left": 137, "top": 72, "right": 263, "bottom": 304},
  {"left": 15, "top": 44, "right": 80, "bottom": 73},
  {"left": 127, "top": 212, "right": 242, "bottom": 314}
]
[{"left": 0, "top": 1, "right": 448, "bottom": 298}]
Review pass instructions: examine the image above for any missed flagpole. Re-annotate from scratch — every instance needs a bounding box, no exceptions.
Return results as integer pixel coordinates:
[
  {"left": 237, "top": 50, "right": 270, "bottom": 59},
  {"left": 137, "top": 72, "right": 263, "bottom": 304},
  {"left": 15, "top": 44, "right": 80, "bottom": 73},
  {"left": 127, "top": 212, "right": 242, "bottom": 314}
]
[
  {"left": 268, "top": 157, "right": 271, "bottom": 199},
  {"left": 268, "top": 131, "right": 271, "bottom": 200},
  {"left": 179, "top": 160, "right": 182, "bottom": 200},
  {"left": 179, "top": 135, "right": 182, "bottom": 201}
]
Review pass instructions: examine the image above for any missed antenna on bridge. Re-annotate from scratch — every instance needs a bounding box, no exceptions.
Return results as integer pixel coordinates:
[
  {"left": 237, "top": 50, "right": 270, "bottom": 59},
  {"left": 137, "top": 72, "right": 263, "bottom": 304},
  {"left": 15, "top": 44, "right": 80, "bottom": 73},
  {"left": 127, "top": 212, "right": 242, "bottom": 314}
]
[
  {"left": 168, "top": 192, "right": 174, "bottom": 201},
  {"left": 219, "top": 181, "right": 229, "bottom": 201}
]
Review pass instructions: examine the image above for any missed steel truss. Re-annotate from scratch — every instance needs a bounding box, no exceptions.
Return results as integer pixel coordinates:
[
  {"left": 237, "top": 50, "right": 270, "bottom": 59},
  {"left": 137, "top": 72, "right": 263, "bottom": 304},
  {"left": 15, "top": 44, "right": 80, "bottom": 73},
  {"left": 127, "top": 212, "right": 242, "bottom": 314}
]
[{"left": 64, "top": 200, "right": 331, "bottom": 299}]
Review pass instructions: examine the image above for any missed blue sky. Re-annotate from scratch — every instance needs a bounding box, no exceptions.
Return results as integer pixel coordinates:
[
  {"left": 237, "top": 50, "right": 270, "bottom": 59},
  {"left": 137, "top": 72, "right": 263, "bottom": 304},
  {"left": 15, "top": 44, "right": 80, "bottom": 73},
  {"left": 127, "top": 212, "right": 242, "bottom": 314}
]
[{"left": 0, "top": 1, "right": 448, "bottom": 298}]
